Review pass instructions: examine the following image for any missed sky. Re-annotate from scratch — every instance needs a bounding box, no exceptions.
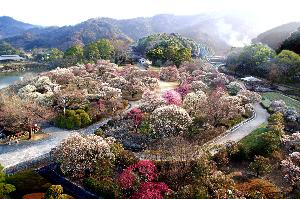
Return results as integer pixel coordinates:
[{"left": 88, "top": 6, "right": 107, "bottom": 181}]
[{"left": 1, "top": 0, "right": 300, "bottom": 32}]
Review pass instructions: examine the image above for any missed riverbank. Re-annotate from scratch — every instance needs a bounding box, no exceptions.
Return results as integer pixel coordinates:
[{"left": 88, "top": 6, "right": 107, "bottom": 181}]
[{"left": 0, "top": 61, "right": 49, "bottom": 73}]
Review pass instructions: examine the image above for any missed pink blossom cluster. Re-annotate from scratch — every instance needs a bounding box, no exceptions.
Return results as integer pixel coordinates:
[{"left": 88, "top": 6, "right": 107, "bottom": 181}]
[
  {"left": 128, "top": 108, "right": 144, "bottom": 127},
  {"left": 175, "top": 83, "right": 191, "bottom": 97},
  {"left": 162, "top": 90, "right": 182, "bottom": 106},
  {"left": 281, "top": 152, "right": 300, "bottom": 188}
]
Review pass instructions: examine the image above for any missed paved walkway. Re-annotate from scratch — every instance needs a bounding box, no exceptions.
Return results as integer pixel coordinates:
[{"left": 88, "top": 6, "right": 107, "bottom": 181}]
[
  {"left": 0, "top": 118, "right": 111, "bottom": 169},
  {"left": 0, "top": 81, "right": 177, "bottom": 169},
  {"left": 214, "top": 103, "right": 269, "bottom": 145},
  {"left": 0, "top": 78, "right": 269, "bottom": 168}
]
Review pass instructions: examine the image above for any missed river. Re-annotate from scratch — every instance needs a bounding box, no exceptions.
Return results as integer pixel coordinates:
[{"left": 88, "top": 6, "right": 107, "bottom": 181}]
[{"left": 0, "top": 66, "right": 54, "bottom": 89}]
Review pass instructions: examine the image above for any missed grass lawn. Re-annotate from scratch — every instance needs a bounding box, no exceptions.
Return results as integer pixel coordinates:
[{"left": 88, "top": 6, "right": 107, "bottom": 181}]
[
  {"left": 6, "top": 170, "right": 51, "bottom": 199},
  {"left": 239, "top": 123, "right": 268, "bottom": 150},
  {"left": 262, "top": 92, "right": 300, "bottom": 112}
]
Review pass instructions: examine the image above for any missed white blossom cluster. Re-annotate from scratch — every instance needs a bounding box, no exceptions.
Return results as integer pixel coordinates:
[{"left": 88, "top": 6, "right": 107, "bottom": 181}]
[
  {"left": 150, "top": 105, "right": 192, "bottom": 137},
  {"left": 191, "top": 80, "right": 208, "bottom": 92},
  {"left": 51, "top": 133, "right": 116, "bottom": 179},
  {"left": 237, "top": 90, "right": 262, "bottom": 104},
  {"left": 18, "top": 76, "right": 60, "bottom": 106},
  {"left": 183, "top": 91, "right": 207, "bottom": 117},
  {"left": 139, "top": 92, "right": 166, "bottom": 113}
]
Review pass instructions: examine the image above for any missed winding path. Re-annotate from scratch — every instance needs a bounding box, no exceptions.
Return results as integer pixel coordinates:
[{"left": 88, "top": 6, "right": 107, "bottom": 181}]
[
  {"left": 0, "top": 81, "right": 177, "bottom": 169},
  {"left": 0, "top": 68, "right": 269, "bottom": 169},
  {"left": 213, "top": 103, "right": 269, "bottom": 145},
  {"left": 0, "top": 118, "right": 112, "bottom": 169}
]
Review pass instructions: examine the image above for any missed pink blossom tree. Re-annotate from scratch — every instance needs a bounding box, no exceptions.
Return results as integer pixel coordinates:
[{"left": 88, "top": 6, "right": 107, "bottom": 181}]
[
  {"left": 128, "top": 108, "right": 144, "bottom": 132},
  {"left": 163, "top": 90, "right": 182, "bottom": 106}
]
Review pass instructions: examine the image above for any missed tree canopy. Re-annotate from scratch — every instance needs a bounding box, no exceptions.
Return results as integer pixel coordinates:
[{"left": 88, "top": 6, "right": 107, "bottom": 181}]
[
  {"left": 278, "top": 28, "right": 300, "bottom": 55},
  {"left": 135, "top": 33, "right": 199, "bottom": 66}
]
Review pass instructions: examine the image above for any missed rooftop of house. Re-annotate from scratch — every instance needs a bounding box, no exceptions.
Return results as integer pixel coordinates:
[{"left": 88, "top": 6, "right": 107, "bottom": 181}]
[{"left": 0, "top": 55, "right": 25, "bottom": 61}]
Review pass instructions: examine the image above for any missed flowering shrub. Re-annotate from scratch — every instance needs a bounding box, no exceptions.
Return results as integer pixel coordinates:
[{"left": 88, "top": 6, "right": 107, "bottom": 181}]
[
  {"left": 44, "top": 67, "right": 75, "bottom": 85},
  {"left": 122, "top": 79, "right": 145, "bottom": 101},
  {"left": 99, "top": 85, "right": 122, "bottom": 100},
  {"left": 226, "top": 81, "right": 244, "bottom": 95},
  {"left": 131, "top": 182, "right": 172, "bottom": 199},
  {"left": 17, "top": 76, "right": 60, "bottom": 107},
  {"left": 269, "top": 100, "right": 287, "bottom": 113},
  {"left": 128, "top": 108, "right": 144, "bottom": 131},
  {"left": 175, "top": 83, "right": 191, "bottom": 97},
  {"left": 283, "top": 132, "right": 300, "bottom": 151},
  {"left": 191, "top": 80, "right": 208, "bottom": 92},
  {"left": 159, "top": 66, "right": 179, "bottom": 82},
  {"left": 183, "top": 91, "right": 207, "bottom": 118},
  {"left": 142, "top": 77, "right": 159, "bottom": 91},
  {"left": 150, "top": 105, "right": 192, "bottom": 137},
  {"left": 51, "top": 133, "right": 116, "bottom": 179},
  {"left": 162, "top": 90, "right": 182, "bottom": 106},
  {"left": 118, "top": 160, "right": 172, "bottom": 198},
  {"left": 140, "top": 92, "right": 166, "bottom": 113},
  {"left": 237, "top": 90, "right": 262, "bottom": 103},
  {"left": 281, "top": 152, "right": 300, "bottom": 189},
  {"left": 118, "top": 160, "right": 158, "bottom": 189}
]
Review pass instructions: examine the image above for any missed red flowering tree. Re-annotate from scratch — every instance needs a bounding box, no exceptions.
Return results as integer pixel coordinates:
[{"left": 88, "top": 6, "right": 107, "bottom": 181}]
[
  {"left": 131, "top": 182, "right": 172, "bottom": 199},
  {"left": 162, "top": 90, "right": 182, "bottom": 106},
  {"left": 128, "top": 108, "right": 144, "bottom": 132},
  {"left": 118, "top": 160, "right": 158, "bottom": 188},
  {"left": 118, "top": 160, "right": 172, "bottom": 198}
]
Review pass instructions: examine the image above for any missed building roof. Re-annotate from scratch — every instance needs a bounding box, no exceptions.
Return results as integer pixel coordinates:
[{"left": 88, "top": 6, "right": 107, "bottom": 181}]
[
  {"left": 241, "top": 76, "right": 262, "bottom": 82},
  {"left": 0, "top": 55, "right": 25, "bottom": 61}
]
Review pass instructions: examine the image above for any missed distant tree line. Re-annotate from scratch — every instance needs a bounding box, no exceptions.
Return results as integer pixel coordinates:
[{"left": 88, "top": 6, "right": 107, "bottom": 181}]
[
  {"left": 31, "top": 38, "right": 132, "bottom": 66},
  {"left": 226, "top": 43, "right": 300, "bottom": 83}
]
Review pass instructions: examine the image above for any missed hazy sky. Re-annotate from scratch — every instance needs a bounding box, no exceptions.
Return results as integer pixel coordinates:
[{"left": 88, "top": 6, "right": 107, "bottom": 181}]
[{"left": 1, "top": 0, "right": 300, "bottom": 31}]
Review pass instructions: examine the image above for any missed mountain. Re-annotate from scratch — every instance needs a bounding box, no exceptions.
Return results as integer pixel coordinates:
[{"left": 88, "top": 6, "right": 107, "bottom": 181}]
[
  {"left": 2, "top": 14, "right": 258, "bottom": 54},
  {"left": 0, "top": 16, "right": 38, "bottom": 39},
  {"left": 252, "top": 22, "right": 300, "bottom": 50}
]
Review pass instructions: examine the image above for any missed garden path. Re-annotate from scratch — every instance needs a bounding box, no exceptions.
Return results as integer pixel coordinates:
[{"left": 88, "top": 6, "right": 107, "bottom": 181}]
[
  {"left": 213, "top": 103, "right": 269, "bottom": 145},
  {"left": 0, "top": 80, "right": 177, "bottom": 169}
]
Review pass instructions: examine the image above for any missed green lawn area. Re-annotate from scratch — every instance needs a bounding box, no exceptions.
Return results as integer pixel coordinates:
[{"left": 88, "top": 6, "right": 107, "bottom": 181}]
[
  {"left": 6, "top": 170, "right": 51, "bottom": 199},
  {"left": 262, "top": 92, "right": 300, "bottom": 112},
  {"left": 239, "top": 123, "right": 268, "bottom": 151}
]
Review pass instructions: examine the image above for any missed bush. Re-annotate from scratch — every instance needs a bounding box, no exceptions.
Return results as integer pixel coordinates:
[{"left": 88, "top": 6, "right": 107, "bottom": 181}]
[
  {"left": 116, "top": 150, "right": 139, "bottom": 168},
  {"left": 249, "top": 155, "right": 272, "bottom": 177},
  {"left": 55, "top": 109, "right": 91, "bottom": 129},
  {"left": 6, "top": 170, "right": 50, "bottom": 199},
  {"left": 160, "top": 66, "right": 179, "bottom": 82},
  {"left": 44, "top": 185, "right": 63, "bottom": 199},
  {"left": 83, "top": 177, "right": 120, "bottom": 199},
  {"left": 235, "top": 179, "right": 280, "bottom": 199},
  {"left": 95, "top": 128, "right": 104, "bottom": 137},
  {"left": 150, "top": 105, "right": 192, "bottom": 138}
]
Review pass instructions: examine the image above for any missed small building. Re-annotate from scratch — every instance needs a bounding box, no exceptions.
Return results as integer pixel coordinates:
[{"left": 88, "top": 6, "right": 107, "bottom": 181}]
[
  {"left": 138, "top": 58, "right": 152, "bottom": 68},
  {"left": 240, "top": 76, "right": 262, "bottom": 82},
  {"left": 0, "top": 55, "right": 25, "bottom": 62}
]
